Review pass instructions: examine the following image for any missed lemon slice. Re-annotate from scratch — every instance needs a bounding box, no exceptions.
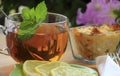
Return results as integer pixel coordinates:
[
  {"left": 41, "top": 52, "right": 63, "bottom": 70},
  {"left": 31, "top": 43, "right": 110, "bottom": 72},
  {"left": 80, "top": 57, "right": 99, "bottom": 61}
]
[
  {"left": 35, "top": 61, "right": 70, "bottom": 76},
  {"left": 23, "top": 60, "right": 48, "bottom": 76},
  {"left": 51, "top": 66, "right": 92, "bottom": 76}
]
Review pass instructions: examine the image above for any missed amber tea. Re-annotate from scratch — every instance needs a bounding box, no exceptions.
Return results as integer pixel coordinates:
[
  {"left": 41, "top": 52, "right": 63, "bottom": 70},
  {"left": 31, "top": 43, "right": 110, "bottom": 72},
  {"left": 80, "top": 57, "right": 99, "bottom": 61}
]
[{"left": 6, "top": 24, "right": 68, "bottom": 62}]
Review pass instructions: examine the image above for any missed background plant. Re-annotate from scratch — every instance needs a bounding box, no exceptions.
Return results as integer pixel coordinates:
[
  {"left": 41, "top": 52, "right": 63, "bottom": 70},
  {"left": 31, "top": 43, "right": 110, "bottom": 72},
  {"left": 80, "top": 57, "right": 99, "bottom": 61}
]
[{"left": 0, "top": 0, "right": 90, "bottom": 27}]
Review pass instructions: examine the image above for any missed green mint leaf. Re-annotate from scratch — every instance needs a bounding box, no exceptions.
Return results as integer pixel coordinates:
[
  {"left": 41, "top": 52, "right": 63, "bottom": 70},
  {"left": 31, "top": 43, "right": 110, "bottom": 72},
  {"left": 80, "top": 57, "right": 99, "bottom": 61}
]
[
  {"left": 22, "top": 7, "right": 35, "bottom": 21},
  {"left": 18, "top": 20, "right": 37, "bottom": 40},
  {"left": 35, "top": 1, "right": 47, "bottom": 22},
  {"left": 21, "top": 7, "right": 31, "bottom": 20},
  {"left": 18, "top": 1, "right": 47, "bottom": 40},
  {"left": 29, "top": 8, "right": 36, "bottom": 20}
]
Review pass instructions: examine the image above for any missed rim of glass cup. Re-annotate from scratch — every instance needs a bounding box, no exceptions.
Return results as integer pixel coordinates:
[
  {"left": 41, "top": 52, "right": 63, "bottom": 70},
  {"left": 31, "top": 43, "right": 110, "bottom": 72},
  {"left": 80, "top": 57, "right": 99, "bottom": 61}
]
[{"left": 6, "top": 12, "right": 68, "bottom": 24}]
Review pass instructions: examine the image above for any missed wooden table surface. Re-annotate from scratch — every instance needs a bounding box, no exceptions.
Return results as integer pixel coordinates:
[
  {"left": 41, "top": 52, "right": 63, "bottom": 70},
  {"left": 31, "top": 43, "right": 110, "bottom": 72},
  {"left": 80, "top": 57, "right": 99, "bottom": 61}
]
[{"left": 0, "top": 33, "right": 98, "bottom": 76}]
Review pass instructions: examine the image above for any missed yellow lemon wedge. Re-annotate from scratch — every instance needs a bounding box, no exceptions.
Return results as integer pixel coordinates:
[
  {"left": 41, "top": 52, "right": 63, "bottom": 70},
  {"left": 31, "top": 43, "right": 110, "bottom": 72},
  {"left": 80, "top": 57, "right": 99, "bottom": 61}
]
[
  {"left": 35, "top": 61, "right": 70, "bottom": 76},
  {"left": 23, "top": 60, "right": 48, "bottom": 76},
  {"left": 51, "top": 66, "right": 93, "bottom": 76}
]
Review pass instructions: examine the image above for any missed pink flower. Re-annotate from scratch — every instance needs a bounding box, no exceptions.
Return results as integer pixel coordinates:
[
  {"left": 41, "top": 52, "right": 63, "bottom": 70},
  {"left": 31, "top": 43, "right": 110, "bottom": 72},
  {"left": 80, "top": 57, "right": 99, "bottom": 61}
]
[{"left": 76, "top": 0, "right": 120, "bottom": 25}]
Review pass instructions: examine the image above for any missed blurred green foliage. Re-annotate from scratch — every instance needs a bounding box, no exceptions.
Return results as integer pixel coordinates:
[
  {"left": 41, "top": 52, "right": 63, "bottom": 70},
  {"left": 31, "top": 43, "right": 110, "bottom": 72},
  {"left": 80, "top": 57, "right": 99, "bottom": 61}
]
[{"left": 0, "top": 0, "right": 90, "bottom": 26}]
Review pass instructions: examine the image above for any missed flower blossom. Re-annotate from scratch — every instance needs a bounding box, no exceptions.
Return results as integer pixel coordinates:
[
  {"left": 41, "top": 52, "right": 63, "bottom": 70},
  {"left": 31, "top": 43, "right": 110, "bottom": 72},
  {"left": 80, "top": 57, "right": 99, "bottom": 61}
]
[{"left": 76, "top": 0, "right": 120, "bottom": 26}]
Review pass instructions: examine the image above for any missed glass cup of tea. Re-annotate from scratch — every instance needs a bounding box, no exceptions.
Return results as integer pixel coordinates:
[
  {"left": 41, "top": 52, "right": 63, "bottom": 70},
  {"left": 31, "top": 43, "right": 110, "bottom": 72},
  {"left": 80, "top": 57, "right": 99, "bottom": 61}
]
[{"left": 0, "top": 12, "right": 69, "bottom": 63}]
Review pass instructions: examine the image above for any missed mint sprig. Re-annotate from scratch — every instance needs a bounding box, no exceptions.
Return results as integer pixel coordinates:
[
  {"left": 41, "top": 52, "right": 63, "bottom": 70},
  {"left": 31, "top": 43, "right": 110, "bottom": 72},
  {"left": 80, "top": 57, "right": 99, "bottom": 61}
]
[{"left": 18, "top": 1, "right": 47, "bottom": 40}]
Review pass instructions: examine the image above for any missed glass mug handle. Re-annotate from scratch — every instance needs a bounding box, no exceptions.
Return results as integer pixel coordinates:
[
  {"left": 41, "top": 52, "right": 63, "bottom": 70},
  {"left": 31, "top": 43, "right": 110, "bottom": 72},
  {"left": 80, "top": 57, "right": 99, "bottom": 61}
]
[{"left": 0, "top": 25, "right": 9, "bottom": 55}]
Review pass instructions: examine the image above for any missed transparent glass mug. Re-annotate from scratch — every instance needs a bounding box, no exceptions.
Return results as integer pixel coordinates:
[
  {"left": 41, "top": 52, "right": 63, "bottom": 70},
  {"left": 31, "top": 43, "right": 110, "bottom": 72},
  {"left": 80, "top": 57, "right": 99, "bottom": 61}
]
[{"left": 0, "top": 12, "right": 69, "bottom": 63}]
